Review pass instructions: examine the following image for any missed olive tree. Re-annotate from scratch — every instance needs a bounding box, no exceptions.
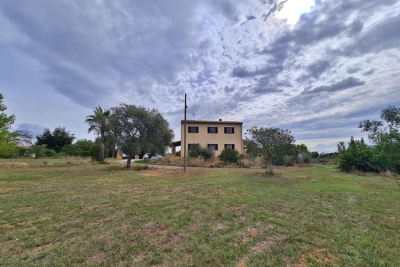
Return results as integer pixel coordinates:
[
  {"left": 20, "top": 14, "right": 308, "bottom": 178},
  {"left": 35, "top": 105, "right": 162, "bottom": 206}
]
[
  {"left": 246, "top": 126, "right": 295, "bottom": 174},
  {"left": 111, "top": 104, "right": 173, "bottom": 168},
  {"left": 359, "top": 105, "right": 400, "bottom": 144}
]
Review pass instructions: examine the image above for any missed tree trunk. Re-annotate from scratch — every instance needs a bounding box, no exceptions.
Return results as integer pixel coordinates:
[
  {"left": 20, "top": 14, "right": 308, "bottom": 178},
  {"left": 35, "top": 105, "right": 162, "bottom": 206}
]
[
  {"left": 127, "top": 156, "right": 131, "bottom": 168},
  {"left": 268, "top": 158, "right": 273, "bottom": 174},
  {"left": 99, "top": 142, "right": 105, "bottom": 162}
]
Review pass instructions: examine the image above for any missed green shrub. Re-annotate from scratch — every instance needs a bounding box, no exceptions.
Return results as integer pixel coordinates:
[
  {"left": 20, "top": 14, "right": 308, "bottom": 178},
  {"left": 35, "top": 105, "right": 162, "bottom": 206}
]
[
  {"left": 188, "top": 146, "right": 214, "bottom": 161},
  {"left": 219, "top": 148, "right": 239, "bottom": 163},
  {"left": 44, "top": 149, "right": 57, "bottom": 157},
  {"left": 282, "top": 155, "right": 296, "bottom": 166},
  {"left": 89, "top": 144, "right": 110, "bottom": 161},
  {"left": 303, "top": 153, "right": 311, "bottom": 163},
  {"left": 336, "top": 137, "right": 373, "bottom": 172}
]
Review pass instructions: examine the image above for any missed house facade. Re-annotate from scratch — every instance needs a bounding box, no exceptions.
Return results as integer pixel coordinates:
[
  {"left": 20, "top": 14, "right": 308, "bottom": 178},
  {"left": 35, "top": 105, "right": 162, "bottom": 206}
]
[{"left": 180, "top": 119, "right": 243, "bottom": 156}]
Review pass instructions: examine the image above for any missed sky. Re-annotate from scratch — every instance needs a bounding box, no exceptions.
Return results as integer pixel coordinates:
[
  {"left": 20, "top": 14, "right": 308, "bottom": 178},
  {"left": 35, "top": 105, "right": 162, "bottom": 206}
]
[{"left": 1, "top": 0, "right": 399, "bottom": 153}]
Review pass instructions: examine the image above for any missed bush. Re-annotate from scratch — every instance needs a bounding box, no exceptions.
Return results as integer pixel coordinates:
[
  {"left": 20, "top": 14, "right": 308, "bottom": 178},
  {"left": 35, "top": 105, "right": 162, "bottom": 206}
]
[
  {"left": 336, "top": 137, "right": 373, "bottom": 172},
  {"left": 272, "top": 155, "right": 285, "bottom": 166},
  {"left": 219, "top": 148, "right": 239, "bottom": 163},
  {"left": 303, "top": 153, "right": 311, "bottom": 163},
  {"left": 188, "top": 146, "right": 214, "bottom": 161},
  {"left": 282, "top": 155, "right": 296, "bottom": 166},
  {"left": 44, "top": 149, "right": 57, "bottom": 157},
  {"left": 89, "top": 144, "right": 110, "bottom": 162}
]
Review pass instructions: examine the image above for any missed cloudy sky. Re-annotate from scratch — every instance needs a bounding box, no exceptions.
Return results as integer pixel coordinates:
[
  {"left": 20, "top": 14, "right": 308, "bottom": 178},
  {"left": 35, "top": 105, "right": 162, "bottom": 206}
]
[{"left": 1, "top": 0, "right": 399, "bottom": 152}]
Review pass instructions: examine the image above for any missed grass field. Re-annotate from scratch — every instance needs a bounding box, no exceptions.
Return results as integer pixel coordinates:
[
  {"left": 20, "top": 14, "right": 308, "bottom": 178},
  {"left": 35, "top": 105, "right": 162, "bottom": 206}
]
[{"left": 1, "top": 159, "right": 399, "bottom": 266}]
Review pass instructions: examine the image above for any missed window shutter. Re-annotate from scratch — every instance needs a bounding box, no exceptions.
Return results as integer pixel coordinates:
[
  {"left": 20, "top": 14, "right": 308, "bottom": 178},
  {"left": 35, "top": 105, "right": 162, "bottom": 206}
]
[
  {"left": 224, "top": 127, "right": 227, "bottom": 133},
  {"left": 196, "top": 127, "right": 199, "bottom": 133},
  {"left": 232, "top": 127, "right": 234, "bottom": 134},
  {"left": 207, "top": 127, "right": 210, "bottom": 133}
]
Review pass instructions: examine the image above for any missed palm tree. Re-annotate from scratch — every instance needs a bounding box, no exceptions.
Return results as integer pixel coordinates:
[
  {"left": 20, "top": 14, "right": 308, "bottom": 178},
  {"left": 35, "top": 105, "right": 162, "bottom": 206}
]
[{"left": 85, "top": 106, "right": 111, "bottom": 162}]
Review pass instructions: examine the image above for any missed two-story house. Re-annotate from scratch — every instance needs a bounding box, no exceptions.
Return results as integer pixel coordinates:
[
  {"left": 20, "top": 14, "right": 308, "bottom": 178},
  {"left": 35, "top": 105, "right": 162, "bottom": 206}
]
[{"left": 179, "top": 119, "right": 243, "bottom": 156}]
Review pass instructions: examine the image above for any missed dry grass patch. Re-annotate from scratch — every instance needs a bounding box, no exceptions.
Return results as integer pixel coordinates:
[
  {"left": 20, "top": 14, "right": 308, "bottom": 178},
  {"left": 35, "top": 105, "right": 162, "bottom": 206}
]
[{"left": 295, "top": 248, "right": 337, "bottom": 267}]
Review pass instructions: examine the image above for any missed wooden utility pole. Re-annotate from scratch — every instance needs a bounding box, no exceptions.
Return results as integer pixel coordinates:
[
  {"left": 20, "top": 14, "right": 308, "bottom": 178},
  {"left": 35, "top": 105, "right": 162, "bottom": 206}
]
[{"left": 184, "top": 93, "right": 187, "bottom": 173}]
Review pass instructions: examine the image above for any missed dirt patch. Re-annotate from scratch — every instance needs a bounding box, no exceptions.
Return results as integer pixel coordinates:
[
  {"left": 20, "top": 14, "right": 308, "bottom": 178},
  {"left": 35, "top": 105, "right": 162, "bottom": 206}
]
[
  {"left": 361, "top": 183, "right": 385, "bottom": 190},
  {"left": 295, "top": 248, "right": 337, "bottom": 267},
  {"left": 0, "top": 188, "right": 18, "bottom": 193},
  {"left": 251, "top": 234, "right": 286, "bottom": 254},
  {"left": 90, "top": 211, "right": 125, "bottom": 226},
  {"left": 87, "top": 251, "right": 107, "bottom": 264},
  {"left": 11, "top": 162, "right": 28, "bottom": 167},
  {"left": 140, "top": 172, "right": 161, "bottom": 177},
  {"left": 2, "top": 224, "right": 15, "bottom": 229},
  {"left": 135, "top": 223, "right": 169, "bottom": 243},
  {"left": 212, "top": 223, "right": 226, "bottom": 231},
  {"left": 27, "top": 243, "right": 57, "bottom": 255}
]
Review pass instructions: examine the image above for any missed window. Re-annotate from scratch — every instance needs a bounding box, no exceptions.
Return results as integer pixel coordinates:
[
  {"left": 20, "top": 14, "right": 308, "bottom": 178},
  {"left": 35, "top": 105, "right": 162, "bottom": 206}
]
[
  {"left": 188, "top": 126, "right": 199, "bottom": 133},
  {"left": 224, "top": 144, "right": 235, "bottom": 150},
  {"left": 224, "top": 127, "right": 234, "bottom": 134},
  {"left": 207, "top": 127, "right": 218, "bottom": 134},
  {"left": 188, "top": 143, "right": 199, "bottom": 150},
  {"left": 207, "top": 144, "right": 218, "bottom": 151}
]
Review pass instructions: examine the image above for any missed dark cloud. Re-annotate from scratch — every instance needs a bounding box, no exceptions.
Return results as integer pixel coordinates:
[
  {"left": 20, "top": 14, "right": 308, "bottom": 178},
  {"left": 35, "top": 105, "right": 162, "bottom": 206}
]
[
  {"left": 252, "top": 86, "right": 282, "bottom": 95},
  {"left": 347, "top": 67, "right": 361, "bottom": 74},
  {"left": 303, "top": 77, "right": 365, "bottom": 94},
  {"left": 347, "top": 19, "right": 364, "bottom": 36},
  {"left": 15, "top": 123, "right": 46, "bottom": 138},
  {"left": 231, "top": 65, "right": 284, "bottom": 78},
  {"left": 224, "top": 86, "right": 235, "bottom": 93},
  {"left": 337, "top": 13, "right": 400, "bottom": 57},
  {"left": 307, "top": 60, "right": 332, "bottom": 78},
  {"left": 261, "top": 0, "right": 287, "bottom": 21},
  {"left": 363, "top": 69, "right": 375, "bottom": 76}
]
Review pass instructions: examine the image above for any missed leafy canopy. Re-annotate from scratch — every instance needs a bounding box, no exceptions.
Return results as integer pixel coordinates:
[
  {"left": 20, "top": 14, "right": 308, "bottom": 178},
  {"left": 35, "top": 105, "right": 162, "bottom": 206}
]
[
  {"left": 85, "top": 106, "right": 111, "bottom": 162},
  {"left": 359, "top": 105, "right": 400, "bottom": 143},
  {"left": 0, "top": 94, "right": 26, "bottom": 157},
  {"left": 111, "top": 104, "right": 174, "bottom": 167},
  {"left": 36, "top": 127, "right": 75, "bottom": 153},
  {"left": 246, "top": 126, "right": 295, "bottom": 172}
]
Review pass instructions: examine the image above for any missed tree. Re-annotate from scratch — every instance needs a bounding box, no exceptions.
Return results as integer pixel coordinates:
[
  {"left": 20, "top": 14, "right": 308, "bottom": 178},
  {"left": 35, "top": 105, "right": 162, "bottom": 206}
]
[
  {"left": 372, "top": 132, "right": 400, "bottom": 173},
  {"left": 111, "top": 104, "right": 174, "bottom": 168},
  {"left": 0, "top": 94, "right": 32, "bottom": 157},
  {"left": 85, "top": 106, "right": 111, "bottom": 162},
  {"left": 336, "top": 137, "right": 374, "bottom": 172},
  {"left": 359, "top": 105, "right": 400, "bottom": 143},
  {"left": 36, "top": 127, "right": 75, "bottom": 153},
  {"left": 246, "top": 126, "right": 295, "bottom": 173},
  {"left": 336, "top": 106, "right": 400, "bottom": 174}
]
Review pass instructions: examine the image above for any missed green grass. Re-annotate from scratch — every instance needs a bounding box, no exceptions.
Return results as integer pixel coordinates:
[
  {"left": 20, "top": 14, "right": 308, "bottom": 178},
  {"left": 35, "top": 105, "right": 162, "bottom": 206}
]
[{"left": 1, "top": 161, "right": 399, "bottom": 266}]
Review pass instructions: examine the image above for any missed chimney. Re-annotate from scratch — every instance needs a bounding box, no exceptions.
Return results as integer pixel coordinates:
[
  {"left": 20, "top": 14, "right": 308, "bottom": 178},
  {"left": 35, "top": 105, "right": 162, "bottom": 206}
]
[{"left": 219, "top": 119, "right": 222, "bottom": 121}]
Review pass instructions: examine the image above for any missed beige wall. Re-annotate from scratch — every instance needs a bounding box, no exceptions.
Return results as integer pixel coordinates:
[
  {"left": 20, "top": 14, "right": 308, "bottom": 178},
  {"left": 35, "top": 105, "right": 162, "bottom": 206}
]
[{"left": 181, "top": 122, "right": 243, "bottom": 156}]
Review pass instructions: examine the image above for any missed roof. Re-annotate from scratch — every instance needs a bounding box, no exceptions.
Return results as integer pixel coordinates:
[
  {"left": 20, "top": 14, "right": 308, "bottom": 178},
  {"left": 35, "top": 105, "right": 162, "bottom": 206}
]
[{"left": 181, "top": 120, "right": 243, "bottom": 125}]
